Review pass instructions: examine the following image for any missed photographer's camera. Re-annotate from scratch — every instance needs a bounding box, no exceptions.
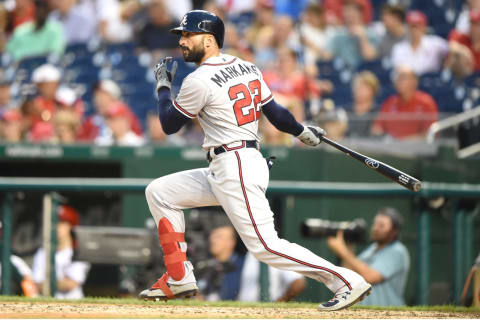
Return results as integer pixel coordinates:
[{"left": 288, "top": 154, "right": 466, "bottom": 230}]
[{"left": 301, "top": 218, "right": 367, "bottom": 243}]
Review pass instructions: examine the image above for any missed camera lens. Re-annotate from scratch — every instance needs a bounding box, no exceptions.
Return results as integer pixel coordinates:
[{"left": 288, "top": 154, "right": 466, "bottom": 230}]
[{"left": 301, "top": 218, "right": 367, "bottom": 243}]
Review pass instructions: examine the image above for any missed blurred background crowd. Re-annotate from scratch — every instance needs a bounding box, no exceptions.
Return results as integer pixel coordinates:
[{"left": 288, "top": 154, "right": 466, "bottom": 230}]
[
  {"left": 0, "top": 0, "right": 479, "bottom": 146},
  {"left": 1, "top": 0, "right": 480, "bottom": 306}
]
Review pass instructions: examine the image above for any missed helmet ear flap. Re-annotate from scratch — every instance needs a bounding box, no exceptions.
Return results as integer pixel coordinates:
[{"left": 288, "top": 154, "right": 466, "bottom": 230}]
[
  {"left": 198, "top": 21, "right": 223, "bottom": 49},
  {"left": 198, "top": 20, "right": 212, "bottom": 31}
]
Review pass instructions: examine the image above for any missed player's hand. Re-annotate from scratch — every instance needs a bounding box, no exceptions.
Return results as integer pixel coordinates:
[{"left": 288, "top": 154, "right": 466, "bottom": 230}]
[
  {"left": 154, "top": 57, "right": 178, "bottom": 91},
  {"left": 297, "top": 126, "right": 326, "bottom": 146}
]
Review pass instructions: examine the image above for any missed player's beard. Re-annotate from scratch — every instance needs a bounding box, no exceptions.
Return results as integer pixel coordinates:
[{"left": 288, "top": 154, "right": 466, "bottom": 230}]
[{"left": 182, "top": 43, "right": 206, "bottom": 63}]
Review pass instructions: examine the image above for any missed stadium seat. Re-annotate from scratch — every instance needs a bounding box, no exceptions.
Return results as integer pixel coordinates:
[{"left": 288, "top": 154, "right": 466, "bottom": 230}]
[
  {"left": 15, "top": 56, "right": 49, "bottom": 83},
  {"left": 356, "top": 59, "right": 392, "bottom": 84},
  {"left": 230, "top": 12, "right": 255, "bottom": 35},
  {"left": 370, "top": 0, "right": 388, "bottom": 21},
  {"left": 65, "top": 43, "right": 91, "bottom": 56},
  {"left": 64, "top": 61, "right": 100, "bottom": 84},
  {"left": 17, "top": 56, "right": 49, "bottom": 69},
  {"left": 111, "top": 68, "right": 148, "bottom": 85},
  {"left": 67, "top": 71, "right": 99, "bottom": 86},
  {"left": 327, "top": 86, "right": 353, "bottom": 109},
  {"left": 434, "top": 89, "right": 463, "bottom": 113},
  {"left": 316, "top": 60, "right": 338, "bottom": 77},
  {"left": 375, "top": 84, "right": 395, "bottom": 109},
  {"left": 316, "top": 60, "right": 347, "bottom": 86},
  {"left": 108, "top": 53, "right": 141, "bottom": 68},
  {"left": 65, "top": 55, "right": 95, "bottom": 69},
  {"left": 124, "top": 87, "right": 157, "bottom": 130},
  {"left": 417, "top": 72, "right": 465, "bottom": 113},
  {"left": 465, "top": 72, "right": 480, "bottom": 89},
  {"left": 410, "top": 0, "right": 457, "bottom": 38},
  {"left": 419, "top": 72, "right": 445, "bottom": 90},
  {"left": 104, "top": 42, "right": 136, "bottom": 56}
]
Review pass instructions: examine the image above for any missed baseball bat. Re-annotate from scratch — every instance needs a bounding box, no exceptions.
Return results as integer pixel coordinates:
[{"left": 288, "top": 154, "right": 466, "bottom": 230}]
[{"left": 320, "top": 136, "right": 422, "bottom": 192}]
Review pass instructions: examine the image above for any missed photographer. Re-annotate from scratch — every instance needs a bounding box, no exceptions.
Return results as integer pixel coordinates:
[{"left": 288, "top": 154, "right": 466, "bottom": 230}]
[
  {"left": 197, "top": 223, "right": 244, "bottom": 301},
  {"left": 327, "top": 208, "right": 410, "bottom": 306},
  {"left": 198, "top": 222, "right": 305, "bottom": 302}
]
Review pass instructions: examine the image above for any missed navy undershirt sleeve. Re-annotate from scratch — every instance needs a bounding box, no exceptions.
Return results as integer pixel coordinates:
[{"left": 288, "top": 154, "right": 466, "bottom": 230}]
[
  {"left": 262, "top": 99, "right": 304, "bottom": 136},
  {"left": 157, "top": 87, "right": 190, "bottom": 134}
]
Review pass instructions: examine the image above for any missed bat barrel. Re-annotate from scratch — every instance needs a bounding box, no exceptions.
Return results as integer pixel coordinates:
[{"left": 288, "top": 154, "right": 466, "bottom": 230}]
[{"left": 320, "top": 136, "right": 422, "bottom": 192}]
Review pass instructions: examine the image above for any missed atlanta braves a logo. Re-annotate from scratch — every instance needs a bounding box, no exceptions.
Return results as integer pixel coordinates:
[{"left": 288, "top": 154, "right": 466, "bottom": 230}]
[
  {"left": 365, "top": 158, "right": 380, "bottom": 169},
  {"left": 180, "top": 15, "right": 187, "bottom": 26}
]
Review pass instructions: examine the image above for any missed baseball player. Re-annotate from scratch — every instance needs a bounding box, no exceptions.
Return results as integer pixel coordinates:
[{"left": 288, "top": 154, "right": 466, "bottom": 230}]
[{"left": 140, "top": 10, "right": 372, "bottom": 311}]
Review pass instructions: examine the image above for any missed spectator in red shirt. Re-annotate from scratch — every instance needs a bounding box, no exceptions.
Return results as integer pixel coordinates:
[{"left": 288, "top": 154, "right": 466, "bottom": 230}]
[
  {"left": 261, "top": 47, "right": 308, "bottom": 145},
  {"left": 24, "top": 64, "right": 63, "bottom": 142},
  {"left": 99, "top": 103, "right": 144, "bottom": 146},
  {"left": 448, "top": 9, "right": 480, "bottom": 76},
  {"left": 371, "top": 66, "right": 438, "bottom": 140},
  {"left": 261, "top": 47, "right": 332, "bottom": 145},
  {"left": 52, "top": 109, "right": 81, "bottom": 144},
  {"left": 78, "top": 79, "right": 142, "bottom": 142},
  {"left": 32, "top": 64, "right": 61, "bottom": 122},
  {"left": 0, "top": 109, "right": 24, "bottom": 143},
  {"left": 262, "top": 47, "right": 330, "bottom": 109}
]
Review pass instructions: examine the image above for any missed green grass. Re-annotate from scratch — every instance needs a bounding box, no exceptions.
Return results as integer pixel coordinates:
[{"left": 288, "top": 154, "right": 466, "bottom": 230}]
[{"left": 0, "top": 296, "right": 479, "bottom": 314}]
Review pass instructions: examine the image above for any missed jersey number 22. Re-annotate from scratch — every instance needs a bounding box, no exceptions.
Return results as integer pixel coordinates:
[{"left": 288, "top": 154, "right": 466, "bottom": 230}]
[{"left": 229, "top": 80, "right": 261, "bottom": 126}]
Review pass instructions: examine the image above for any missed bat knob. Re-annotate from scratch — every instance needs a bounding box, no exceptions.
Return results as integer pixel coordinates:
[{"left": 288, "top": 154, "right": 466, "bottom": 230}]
[{"left": 412, "top": 181, "right": 422, "bottom": 192}]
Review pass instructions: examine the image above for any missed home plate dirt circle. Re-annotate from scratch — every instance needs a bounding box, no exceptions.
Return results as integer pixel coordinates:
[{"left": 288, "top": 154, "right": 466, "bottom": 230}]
[{"left": 0, "top": 302, "right": 478, "bottom": 319}]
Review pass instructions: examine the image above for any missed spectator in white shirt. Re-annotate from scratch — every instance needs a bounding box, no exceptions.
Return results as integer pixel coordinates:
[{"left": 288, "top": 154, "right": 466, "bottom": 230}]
[
  {"left": 95, "top": 0, "right": 133, "bottom": 43},
  {"left": 49, "top": 0, "right": 97, "bottom": 45},
  {"left": 102, "top": 103, "right": 145, "bottom": 147},
  {"left": 164, "top": 0, "right": 192, "bottom": 22},
  {"left": 32, "top": 205, "right": 90, "bottom": 299},
  {"left": 299, "top": 3, "right": 333, "bottom": 74},
  {"left": 391, "top": 10, "right": 448, "bottom": 75}
]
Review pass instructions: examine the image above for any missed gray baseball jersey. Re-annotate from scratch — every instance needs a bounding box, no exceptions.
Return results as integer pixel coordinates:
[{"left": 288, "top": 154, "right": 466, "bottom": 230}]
[{"left": 172, "top": 54, "right": 273, "bottom": 149}]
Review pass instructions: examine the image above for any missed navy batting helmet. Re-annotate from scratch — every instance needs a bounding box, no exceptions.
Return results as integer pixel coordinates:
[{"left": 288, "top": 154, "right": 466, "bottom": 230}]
[{"left": 170, "top": 10, "right": 225, "bottom": 48}]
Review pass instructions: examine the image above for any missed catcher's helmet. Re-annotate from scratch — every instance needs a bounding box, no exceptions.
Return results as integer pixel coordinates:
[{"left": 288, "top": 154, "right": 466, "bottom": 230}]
[{"left": 170, "top": 10, "right": 225, "bottom": 48}]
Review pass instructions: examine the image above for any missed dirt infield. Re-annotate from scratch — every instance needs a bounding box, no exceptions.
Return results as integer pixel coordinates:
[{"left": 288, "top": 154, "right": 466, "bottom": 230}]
[{"left": 1, "top": 301, "right": 479, "bottom": 319}]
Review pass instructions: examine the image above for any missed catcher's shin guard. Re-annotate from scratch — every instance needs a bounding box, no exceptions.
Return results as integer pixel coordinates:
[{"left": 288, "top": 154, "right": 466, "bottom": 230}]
[{"left": 158, "top": 217, "right": 186, "bottom": 281}]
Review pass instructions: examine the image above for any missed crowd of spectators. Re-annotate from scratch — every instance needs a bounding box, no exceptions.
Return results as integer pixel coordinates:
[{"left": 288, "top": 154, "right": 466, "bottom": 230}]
[{"left": 0, "top": 0, "right": 479, "bottom": 146}]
